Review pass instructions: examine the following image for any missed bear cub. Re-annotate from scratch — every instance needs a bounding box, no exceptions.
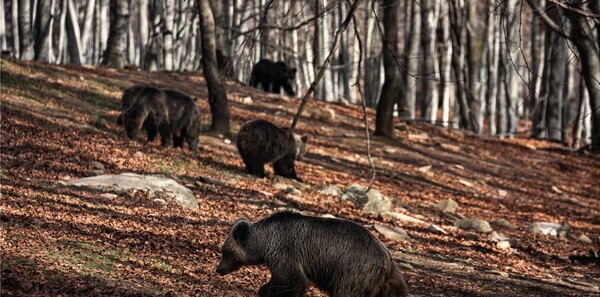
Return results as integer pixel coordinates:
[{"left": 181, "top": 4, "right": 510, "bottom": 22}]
[
  {"left": 216, "top": 212, "right": 409, "bottom": 297},
  {"left": 122, "top": 86, "right": 201, "bottom": 151},
  {"left": 236, "top": 119, "right": 307, "bottom": 181},
  {"left": 250, "top": 59, "right": 297, "bottom": 96}
]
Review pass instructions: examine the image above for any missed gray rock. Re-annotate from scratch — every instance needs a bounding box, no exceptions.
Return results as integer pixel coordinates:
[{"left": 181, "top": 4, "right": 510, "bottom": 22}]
[
  {"left": 383, "top": 147, "right": 398, "bottom": 154},
  {"left": 526, "top": 221, "right": 569, "bottom": 237},
  {"left": 286, "top": 188, "right": 302, "bottom": 197},
  {"left": 497, "top": 189, "right": 508, "bottom": 198},
  {"left": 496, "top": 241, "right": 512, "bottom": 250},
  {"left": 576, "top": 234, "right": 593, "bottom": 244},
  {"left": 491, "top": 219, "right": 517, "bottom": 230},
  {"left": 318, "top": 185, "right": 343, "bottom": 197},
  {"left": 488, "top": 231, "right": 509, "bottom": 242},
  {"left": 310, "top": 108, "right": 336, "bottom": 122},
  {"left": 67, "top": 173, "right": 198, "bottom": 208},
  {"left": 426, "top": 224, "right": 448, "bottom": 234},
  {"left": 435, "top": 199, "right": 458, "bottom": 213},
  {"left": 381, "top": 211, "right": 427, "bottom": 225},
  {"left": 90, "top": 161, "right": 105, "bottom": 170},
  {"left": 341, "top": 184, "right": 392, "bottom": 213},
  {"left": 92, "top": 169, "right": 105, "bottom": 176},
  {"left": 197, "top": 176, "right": 227, "bottom": 186},
  {"left": 374, "top": 224, "right": 411, "bottom": 241},
  {"left": 321, "top": 214, "right": 336, "bottom": 219},
  {"left": 455, "top": 219, "right": 493, "bottom": 233},
  {"left": 559, "top": 194, "right": 589, "bottom": 207},
  {"left": 273, "top": 183, "right": 291, "bottom": 191}
]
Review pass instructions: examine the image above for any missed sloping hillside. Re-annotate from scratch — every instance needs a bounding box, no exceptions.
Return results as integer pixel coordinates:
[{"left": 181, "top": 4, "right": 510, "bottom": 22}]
[{"left": 1, "top": 57, "right": 599, "bottom": 296}]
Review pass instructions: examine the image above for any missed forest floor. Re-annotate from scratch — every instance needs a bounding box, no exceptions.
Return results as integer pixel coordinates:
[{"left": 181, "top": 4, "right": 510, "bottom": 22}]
[{"left": 1, "top": 57, "right": 599, "bottom": 297}]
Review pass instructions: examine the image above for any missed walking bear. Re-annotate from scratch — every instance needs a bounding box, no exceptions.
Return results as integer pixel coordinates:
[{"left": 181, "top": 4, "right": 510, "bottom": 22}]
[
  {"left": 216, "top": 212, "right": 409, "bottom": 297},
  {"left": 236, "top": 119, "right": 307, "bottom": 181},
  {"left": 250, "top": 59, "right": 297, "bottom": 96},
  {"left": 122, "top": 86, "right": 201, "bottom": 151}
]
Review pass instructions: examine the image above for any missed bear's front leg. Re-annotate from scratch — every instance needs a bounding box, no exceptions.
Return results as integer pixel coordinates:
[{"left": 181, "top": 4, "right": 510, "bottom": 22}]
[
  {"left": 273, "top": 155, "right": 301, "bottom": 181},
  {"left": 259, "top": 280, "right": 306, "bottom": 297},
  {"left": 159, "top": 124, "right": 171, "bottom": 147}
]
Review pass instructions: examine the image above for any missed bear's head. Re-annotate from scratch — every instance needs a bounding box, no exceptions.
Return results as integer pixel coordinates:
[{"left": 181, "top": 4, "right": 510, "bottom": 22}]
[
  {"left": 123, "top": 107, "right": 146, "bottom": 140},
  {"left": 292, "top": 133, "right": 309, "bottom": 161},
  {"left": 216, "top": 218, "right": 253, "bottom": 275}
]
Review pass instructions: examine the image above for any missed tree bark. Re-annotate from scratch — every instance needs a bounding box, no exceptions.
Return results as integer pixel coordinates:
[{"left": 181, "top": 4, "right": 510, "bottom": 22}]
[
  {"left": 163, "top": 0, "right": 174, "bottom": 70},
  {"left": 66, "top": 0, "right": 84, "bottom": 64},
  {"left": 11, "top": 0, "right": 20, "bottom": 57},
  {"left": 0, "top": 0, "right": 6, "bottom": 51},
  {"left": 439, "top": 2, "right": 452, "bottom": 127},
  {"left": 80, "top": 0, "right": 96, "bottom": 62},
  {"left": 403, "top": 0, "right": 421, "bottom": 119},
  {"left": 502, "top": 0, "right": 522, "bottom": 138},
  {"left": 102, "top": 0, "right": 129, "bottom": 69},
  {"left": 34, "top": 0, "right": 54, "bottom": 62},
  {"left": 198, "top": 0, "right": 230, "bottom": 134},
  {"left": 420, "top": 0, "right": 440, "bottom": 123},
  {"left": 18, "top": 0, "right": 35, "bottom": 60},
  {"left": 375, "top": 0, "right": 399, "bottom": 138}
]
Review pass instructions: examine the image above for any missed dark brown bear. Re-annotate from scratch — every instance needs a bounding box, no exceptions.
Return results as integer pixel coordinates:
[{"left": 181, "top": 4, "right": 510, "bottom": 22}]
[
  {"left": 250, "top": 59, "right": 297, "bottom": 96},
  {"left": 236, "top": 119, "right": 307, "bottom": 180},
  {"left": 116, "top": 85, "right": 146, "bottom": 125},
  {"left": 216, "top": 212, "right": 409, "bottom": 297},
  {"left": 122, "top": 87, "right": 201, "bottom": 151}
]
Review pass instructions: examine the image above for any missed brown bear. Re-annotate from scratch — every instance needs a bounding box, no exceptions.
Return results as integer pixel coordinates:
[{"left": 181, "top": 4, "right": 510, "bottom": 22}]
[
  {"left": 122, "top": 86, "right": 201, "bottom": 151},
  {"left": 250, "top": 59, "right": 297, "bottom": 96},
  {"left": 236, "top": 119, "right": 307, "bottom": 181},
  {"left": 216, "top": 212, "right": 409, "bottom": 297}
]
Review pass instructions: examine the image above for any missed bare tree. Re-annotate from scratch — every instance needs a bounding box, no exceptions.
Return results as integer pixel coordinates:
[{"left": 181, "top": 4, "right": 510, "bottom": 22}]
[
  {"left": 102, "top": 0, "right": 129, "bottom": 68},
  {"left": 375, "top": 0, "right": 400, "bottom": 137},
  {"left": 18, "top": 0, "right": 34, "bottom": 60},
  {"left": 420, "top": 0, "right": 440, "bottom": 123},
  {"left": 199, "top": 0, "right": 230, "bottom": 134},
  {"left": 403, "top": 0, "right": 421, "bottom": 119},
  {"left": 34, "top": 0, "right": 55, "bottom": 62},
  {"left": 163, "top": 0, "right": 175, "bottom": 70}
]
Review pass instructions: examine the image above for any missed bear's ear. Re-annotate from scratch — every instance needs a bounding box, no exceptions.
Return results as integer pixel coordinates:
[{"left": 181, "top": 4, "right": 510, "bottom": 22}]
[
  {"left": 301, "top": 135, "right": 308, "bottom": 143},
  {"left": 232, "top": 219, "right": 250, "bottom": 244},
  {"left": 291, "top": 68, "right": 297, "bottom": 74}
]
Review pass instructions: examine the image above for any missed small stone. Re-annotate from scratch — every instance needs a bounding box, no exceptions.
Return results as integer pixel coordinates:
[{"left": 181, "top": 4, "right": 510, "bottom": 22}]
[
  {"left": 491, "top": 219, "right": 517, "bottom": 230},
  {"left": 576, "top": 234, "right": 593, "bottom": 244},
  {"left": 286, "top": 188, "right": 302, "bottom": 196},
  {"left": 381, "top": 211, "right": 427, "bottom": 225},
  {"left": 61, "top": 175, "right": 72, "bottom": 181},
  {"left": 458, "top": 179, "right": 473, "bottom": 187},
  {"left": 100, "top": 193, "right": 118, "bottom": 199},
  {"left": 91, "top": 161, "right": 105, "bottom": 170},
  {"left": 134, "top": 151, "right": 144, "bottom": 158},
  {"left": 153, "top": 198, "right": 166, "bottom": 204},
  {"left": 341, "top": 185, "right": 392, "bottom": 213},
  {"left": 527, "top": 222, "right": 561, "bottom": 236},
  {"left": 418, "top": 165, "right": 432, "bottom": 173},
  {"left": 497, "top": 189, "right": 508, "bottom": 198},
  {"left": 242, "top": 96, "right": 253, "bottom": 104},
  {"left": 488, "top": 231, "right": 509, "bottom": 242},
  {"left": 426, "top": 224, "right": 448, "bottom": 234},
  {"left": 344, "top": 132, "right": 356, "bottom": 137},
  {"left": 198, "top": 176, "right": 227, "bottom": 186},
  {"left": 273, "top": 183, "right": 291, "bottom": 191},
  {"left": 272, "top": 199, "right": 288, "bottom": 207},
  {"left": 321, "top": 214, "right": 336, "bottom": 219},
  {"left": 318, "top": 185, "right": 343, "bottom": 197},
  {"left": 559, "top": 194, "right": 589, "bottom": 207},
  {"left": 551, "top": 186, "right": 563, "bottom": 194},
  {"left": 383, "top": 147, "right": 397, "bottom": 154},
  {"left": 408, "top": 133, "right": 430, "bottom": 141},
  {"left": 92, "top": 169, "right": 104, "bottom": 176},
  {"left": 223, "top": 139, "right": 232, "bottom": 144},
  {"left": 455, "top": 219, "right": 493, "bottom": 233},
  {"left": 435, "top": 199, "right": 459, "bottom": 214},
  {"left": 452, "top": 164, "right": 465, "bottom": 170},
  {"left": 374, "top": 224, "right": 411, "bottom": 241}
]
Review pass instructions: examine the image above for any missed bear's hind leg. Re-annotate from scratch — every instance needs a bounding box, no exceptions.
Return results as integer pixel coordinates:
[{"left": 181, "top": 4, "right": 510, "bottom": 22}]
[
  {"left": 145, "top": 121, "right": 158, "bottom": 142},
  {"left": 259, "top": 280, "right": 306, "bottom": 297}
]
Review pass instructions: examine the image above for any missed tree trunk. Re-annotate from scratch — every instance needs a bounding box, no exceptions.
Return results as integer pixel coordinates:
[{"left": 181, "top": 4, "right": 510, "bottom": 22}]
[
  {"left": 420, "top": 0, "right": 440, "bottom": 123},
  {"left": 0, "top": 0, "right": 6, "bottom": 51},
  {"left": 80, "top": 0, "right": 96, "bottom": 62},
  {"left": 66, "top": 0, "right": 84, "bottom": 64},
  {"left": 163, "top": 0, "right": 174, "bottom": 70},
  {"left": 198, "top": 0, "right": 230, "bottom": 134},
  {"left": 375, "top": 0, "right": 399, "bottom": 138},
  {"left": 102, "top": 0, "right": 129, "bottom": 69},
  {"left": 138, "top": 0, "right": 148, "bottom": 67},
  {"left": 544, "top": 27, "right": 566, "bottom": 141},
  {"left": 18, "top": 0, "right": 34, "bottom": 60},
  {"left": 502, "top": 0, "right": 522, "bottom": 138},
  {"left": 466, "top": 0, "right": 481, "bottom": 133},
  {"left": 364, "top": 1, "right": 383, "bottom": 107},
  {"left": 34, "top": 0, "right": 54, "bottom": 62},
  {"left": 11, "top": 0, "right": 20, "bottom": 57},
  {"left": 448, "top": 0, "right": 472, "bottom": 131},
  {"left": 439, "top": 2, "right": 452, "bottom": 127},
  {"left": 403, "top": 0, "right": 421, "bottom": 119}
]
